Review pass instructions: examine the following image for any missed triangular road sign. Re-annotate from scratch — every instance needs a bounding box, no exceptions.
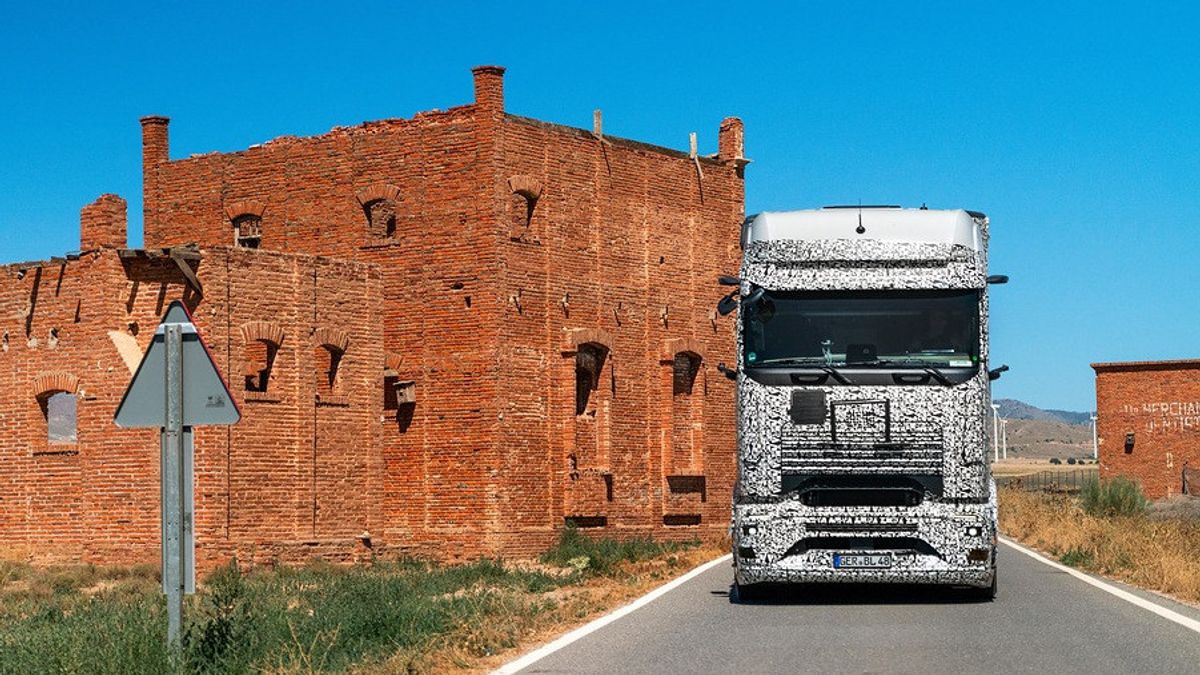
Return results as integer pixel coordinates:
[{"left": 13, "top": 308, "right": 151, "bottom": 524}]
[{"left": 114, "top": 301, "right": 241, "bottom": 428}]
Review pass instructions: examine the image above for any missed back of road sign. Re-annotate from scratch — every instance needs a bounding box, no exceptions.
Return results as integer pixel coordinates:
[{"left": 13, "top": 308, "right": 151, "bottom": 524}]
[{"left": 114, "top": 301, "right": 240, "bottom": 428}]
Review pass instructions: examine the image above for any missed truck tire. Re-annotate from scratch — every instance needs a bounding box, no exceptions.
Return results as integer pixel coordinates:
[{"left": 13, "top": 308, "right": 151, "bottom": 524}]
[{"left": 968, "top": 570, "right": 997, "bottom": 602}]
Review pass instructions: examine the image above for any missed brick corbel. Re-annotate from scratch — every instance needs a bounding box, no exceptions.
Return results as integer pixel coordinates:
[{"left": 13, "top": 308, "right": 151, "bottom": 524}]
[
  {"left": 239, "top": 320, "right": 286, "bottom": 347},
  {"left": 32, "top": 371, "right": 79, "bottom": 398},
  {"left": 384, "top": 351, "right": 403, "bottom": 375},
  {"left": 313, "top": 327, "right": 351, "bottom": 352},
  {"left": 355, "top": 183, "right": 402, "bottom": 206},
  {"left": 224, "top": 199, "right": 267, "bottom": 222}
]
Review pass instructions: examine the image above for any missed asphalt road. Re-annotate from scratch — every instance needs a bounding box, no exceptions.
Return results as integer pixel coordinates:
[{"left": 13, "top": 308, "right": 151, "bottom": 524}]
[{"left": 516, "top": 543, "right": 1200, "bottom": 674}]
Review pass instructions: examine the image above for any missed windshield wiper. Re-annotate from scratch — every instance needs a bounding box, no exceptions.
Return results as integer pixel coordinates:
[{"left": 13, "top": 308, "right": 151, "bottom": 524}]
[
  {"left": 751, "top": 357, "right": 829, "bottom": 366},
  {"left": 821, "top": 366, "right": 852, "bottom": 385},
  {"left": 748, "top": 357, "right": 855, "bottom": 384},
  {"left": 923, "top": 367, "right": 954, "bottom": 386},
  {"left": 840, "top": 359, "right": 955, "bottom": 386}
]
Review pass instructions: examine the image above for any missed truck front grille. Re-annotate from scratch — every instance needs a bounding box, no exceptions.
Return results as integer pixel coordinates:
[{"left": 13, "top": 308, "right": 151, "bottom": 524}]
[{"left": 780, "top": 421, "right": 943, "bottom": 475}]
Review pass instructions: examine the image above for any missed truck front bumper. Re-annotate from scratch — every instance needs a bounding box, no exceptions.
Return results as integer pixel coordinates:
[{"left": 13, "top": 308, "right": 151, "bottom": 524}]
[{"left": 732, "top": 500, "right": 996, "bottom": 589}]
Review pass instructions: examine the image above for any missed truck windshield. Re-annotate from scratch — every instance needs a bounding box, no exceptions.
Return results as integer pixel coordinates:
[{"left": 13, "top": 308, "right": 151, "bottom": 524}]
[{"left": 742, "top": 289, "right": 980, "bottom": 368}]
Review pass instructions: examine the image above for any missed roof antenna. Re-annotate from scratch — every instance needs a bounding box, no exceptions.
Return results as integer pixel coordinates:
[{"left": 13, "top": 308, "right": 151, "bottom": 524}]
[{"left": 856, "top": 201, "right": 866, "bottom": 234}]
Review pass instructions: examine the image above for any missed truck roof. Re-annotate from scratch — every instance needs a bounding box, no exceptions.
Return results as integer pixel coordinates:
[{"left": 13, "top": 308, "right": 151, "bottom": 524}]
[{"left": 744, "top": 207, "right": 985, "bottom": 251}]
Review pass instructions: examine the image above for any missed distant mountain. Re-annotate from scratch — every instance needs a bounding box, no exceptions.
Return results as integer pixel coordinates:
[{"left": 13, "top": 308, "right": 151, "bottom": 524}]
[
  {"left": 996, "top": 399, "right": 1091, "bottom": 426},
  {"left": 992, "top": 399, "right": 1094, "bottom": 461}
]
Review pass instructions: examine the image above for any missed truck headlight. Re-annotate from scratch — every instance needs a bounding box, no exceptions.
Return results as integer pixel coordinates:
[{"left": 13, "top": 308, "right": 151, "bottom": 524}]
[{"left": 966, "top": 526, "right": 981, "bottom": 537}]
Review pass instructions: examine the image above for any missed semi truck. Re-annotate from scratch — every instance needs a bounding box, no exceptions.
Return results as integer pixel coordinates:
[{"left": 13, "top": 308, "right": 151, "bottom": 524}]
[{"left": 721, "top": 206, "right": 1005, "bottom": 601}]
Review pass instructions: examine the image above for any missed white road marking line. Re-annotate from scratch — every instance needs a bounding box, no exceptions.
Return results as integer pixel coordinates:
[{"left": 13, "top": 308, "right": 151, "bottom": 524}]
[
  {"left": 1000, "top": 537, "right": 1200, "bottom": 635},
  {"left": 492, "top": 553, "right": 734, "bottom": 674}
]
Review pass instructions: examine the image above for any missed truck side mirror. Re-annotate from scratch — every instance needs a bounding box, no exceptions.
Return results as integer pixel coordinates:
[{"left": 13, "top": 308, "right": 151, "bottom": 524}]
[
  {"left": 717, "top": 292, "right": 738, "bottom": 316},
  {"left": 717, "top": 362, "right": 738, "bottom": 380},
  {"left": 988, "top": 364, "right": 1009, "bottom": 381},
  {"left": 718, "top": 275, "right": 741, "bottom": 286},
  {"left": 987, "top": 275, "right": 1009, "bottom": 285}
]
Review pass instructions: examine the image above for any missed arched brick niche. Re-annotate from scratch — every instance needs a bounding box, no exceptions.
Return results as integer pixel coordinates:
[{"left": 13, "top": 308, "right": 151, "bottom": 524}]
[
  {"left": 32, "top": 371, "right": 80, "bottom": 453},
  {"left": 224, "top": 199, "right": 266, "bottom": 249},
  {"left": 507, "top": 174, "right": 543, "bottom": 242},
  {"left": 659, "top": 339, "right": 705, "bottom": 476},
  {"left": 355, "top": 183, "right": 403, "bottom": 242},
  {"left": 561, "top": 328, "right": 615, "bottom": 524},
  {"left": 239, "top": 321, "right": 286, "bottom": 400},
  {"left": 658, "top": 338, "right": 706, "bottom": 526},
  {"left": 313, "top": 327, "right": 351, "bottom": 405}
]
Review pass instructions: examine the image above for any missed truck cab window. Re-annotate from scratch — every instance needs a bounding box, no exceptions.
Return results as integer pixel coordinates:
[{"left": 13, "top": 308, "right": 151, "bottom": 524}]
[{"left": 743, "top": 289, "right": 980, "bottom": 369}]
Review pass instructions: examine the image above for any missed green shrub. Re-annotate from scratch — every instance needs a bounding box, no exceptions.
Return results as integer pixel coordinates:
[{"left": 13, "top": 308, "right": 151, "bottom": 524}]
[
  {"left": 1060, "top": 548, "right": 1094, "bottom": 568},
  {"left": 540, "top": 525, "right": 693, "bottom": 575},
  {"left": 1067, "top": 457, "right": 1077, "bottom": 465},
  {"left": 1049, "top": 457, "right": 1062, "bottom": 465},
  {"left": 1081, "top": 475, "right": 1149, "bottom": 517},
  {"left": 184, "top": 559, "right": 252, "bottom": 673}
]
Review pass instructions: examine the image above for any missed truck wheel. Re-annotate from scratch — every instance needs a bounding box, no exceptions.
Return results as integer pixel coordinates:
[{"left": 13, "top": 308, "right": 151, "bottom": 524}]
[{"left": 968, "top": 570, "right": 997, "bottom": 602}]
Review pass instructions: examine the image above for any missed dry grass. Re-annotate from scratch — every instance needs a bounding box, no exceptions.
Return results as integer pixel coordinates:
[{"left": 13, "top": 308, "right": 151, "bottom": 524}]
[
  {"left": 365, "top": 540, "right": 728, "bottom": 674},
  {"left": 999, "top": 487, "right": 1200, "bottom": 603},
  {"left": 1150, "top": 496, "right": 1200, "bottom": 522},
  {"left": 0, "top": 558, "right": 160, "bottom": 603},
  {"left": 992, "top": 461, "right": 1097, "bottom": 477}
]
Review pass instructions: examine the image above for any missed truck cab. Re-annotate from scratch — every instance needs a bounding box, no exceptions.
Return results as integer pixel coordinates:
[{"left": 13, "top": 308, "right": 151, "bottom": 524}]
[{"left": 728, "top": 206, "right": 1000, "bottom": 600}]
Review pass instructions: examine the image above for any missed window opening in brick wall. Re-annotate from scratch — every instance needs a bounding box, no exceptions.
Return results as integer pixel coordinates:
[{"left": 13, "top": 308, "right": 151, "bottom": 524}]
[
  {"left": 41, "top": 391, "right": 77, "bottom": 444},
  {"left": 233, "top": 214, "right": 262, "bottom": 248},
  {"left": 316, "top": 345, "right": 344, "bottom": 396},
  {"left": 575, "top": 343, "right": 607, "bottom": 416},
  {"left": 510, "top": 192, "right": 534, "bottom": 237},
  {"left": 364, "top": 199, "right": 398, "bottom": 239},
  {"left": 671, "top": 351, "right": 702, "bottom": 474},
  {"left": 244, "top": 339, "right": 278, "bottom": 393},
  {"left": 672, "top": 352, "right": 701, "bottom": 396}
]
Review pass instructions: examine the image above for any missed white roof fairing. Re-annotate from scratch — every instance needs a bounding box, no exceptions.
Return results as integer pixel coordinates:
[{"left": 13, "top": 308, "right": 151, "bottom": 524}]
[{"left": 744, "top": 207, "right": 985, "bottom": 252}]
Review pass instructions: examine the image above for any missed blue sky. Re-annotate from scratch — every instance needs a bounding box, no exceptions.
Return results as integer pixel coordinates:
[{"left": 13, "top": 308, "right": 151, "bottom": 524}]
[{"left": 2, "top": 1, "right": 1198, "bottom": 412}]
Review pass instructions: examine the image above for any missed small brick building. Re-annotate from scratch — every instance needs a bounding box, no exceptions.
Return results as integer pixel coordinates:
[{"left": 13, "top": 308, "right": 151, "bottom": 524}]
[
  {"left": 1092, "top": 359, "right": 1200, "bottom": 499},
  {"left": 0, "top": 66, "right": 745, "bottom": 568}
]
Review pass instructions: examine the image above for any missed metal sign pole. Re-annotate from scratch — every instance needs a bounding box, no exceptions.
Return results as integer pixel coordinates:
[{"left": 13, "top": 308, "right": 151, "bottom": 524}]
[
  {"left": 163, "top": 323, "right": 185, "bottom": 653},
  {"left": 115, "top": 301, "right": 239, "bottom": 657}
]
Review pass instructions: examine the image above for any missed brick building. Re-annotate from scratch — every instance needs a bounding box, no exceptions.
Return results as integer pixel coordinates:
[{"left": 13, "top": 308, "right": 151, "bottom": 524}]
[
  {"left": 0, "top": 66, "right": 745, "bottom": 567},
  {"left": 1092, "top": 359, "right": 1200, "bottom": 499}
]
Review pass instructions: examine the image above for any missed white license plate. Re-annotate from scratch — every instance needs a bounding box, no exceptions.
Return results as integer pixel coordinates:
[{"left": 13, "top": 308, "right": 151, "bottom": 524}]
[{"left": 833, "top": 553, "right": 893, "bottom": 569}]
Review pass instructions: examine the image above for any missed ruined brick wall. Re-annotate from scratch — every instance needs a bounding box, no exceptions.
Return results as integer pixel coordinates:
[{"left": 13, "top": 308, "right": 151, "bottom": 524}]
[
  {"left": 80, "top": 194, "right": 128, "bottom": 251},
  {"left": 0, "top": 246, "right": 382, "bottom": 567},
  {"left": 491, "top": 114, "right": 744, "bottom": 551},
  {"left": 141, "top": 72, "right": 506, "bottom": 559},
  {"left": 116, "top": 65, "right": 742, "bottom": 560},
  {"left": 1093, "top": 360, "right": 1200, "bottom": 499},
  {"left": 0, "top": 251, "right": 168, "bottom": 563}
]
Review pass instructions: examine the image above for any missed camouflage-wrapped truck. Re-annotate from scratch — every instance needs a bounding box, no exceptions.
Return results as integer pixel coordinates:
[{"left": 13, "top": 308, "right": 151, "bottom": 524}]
[{"left": 720, "top": 206, "right": 1006, "bottom": 601}]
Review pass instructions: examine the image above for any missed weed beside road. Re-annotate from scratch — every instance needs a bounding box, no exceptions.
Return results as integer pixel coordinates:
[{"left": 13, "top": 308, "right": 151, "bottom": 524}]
[
  {"left": 0, "top": 531, "right": 722, "bottom": 674},
  {"left": 999, "top": 486, "right": 1200, "bottom": 604}
]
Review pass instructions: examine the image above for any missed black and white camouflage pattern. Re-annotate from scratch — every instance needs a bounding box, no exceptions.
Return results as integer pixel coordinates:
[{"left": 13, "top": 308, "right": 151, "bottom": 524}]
[{"left": 732, "top": 223, "right": 997, "bottom": 589}]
